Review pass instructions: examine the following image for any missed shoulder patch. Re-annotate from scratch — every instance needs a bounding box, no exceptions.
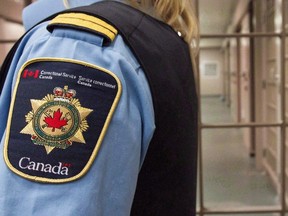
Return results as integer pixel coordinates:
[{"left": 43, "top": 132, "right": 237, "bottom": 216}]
[{"left": 4, "top": 58, "right": 122, "bottom": 183}]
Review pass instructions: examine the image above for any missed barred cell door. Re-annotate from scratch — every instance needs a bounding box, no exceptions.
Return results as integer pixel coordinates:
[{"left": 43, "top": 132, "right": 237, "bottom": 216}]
[
  {"left": 261, "top": 0, "right": 282, "bottom": 192},
  {"left": 197, "top": 0, "right": 288, "bottom": 215}
]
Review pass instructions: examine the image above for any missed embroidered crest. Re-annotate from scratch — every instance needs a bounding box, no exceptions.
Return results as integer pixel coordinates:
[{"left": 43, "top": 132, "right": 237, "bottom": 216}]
[
  {"left": 4, "top": 58, "right": 122, "bottom": 183},
  {"left": 20, "top": 86, "right": 93, "bottom": 154}
]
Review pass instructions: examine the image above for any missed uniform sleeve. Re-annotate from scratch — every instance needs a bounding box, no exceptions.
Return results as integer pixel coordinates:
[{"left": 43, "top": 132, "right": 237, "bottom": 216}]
[
  {"left": 0, "top": 26, "right": 155, "bottom": 216},
  {"left": 0, "top": 43, "right": 28, "bottom": 140},
  {"left": 0, "top": 70, "right": 13, "bottom": 139}
]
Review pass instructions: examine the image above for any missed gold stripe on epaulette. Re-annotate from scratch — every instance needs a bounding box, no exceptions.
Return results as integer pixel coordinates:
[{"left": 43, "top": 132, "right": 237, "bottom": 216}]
[{"left": 49, "top": 13, "right": 118, "bottom": 42}]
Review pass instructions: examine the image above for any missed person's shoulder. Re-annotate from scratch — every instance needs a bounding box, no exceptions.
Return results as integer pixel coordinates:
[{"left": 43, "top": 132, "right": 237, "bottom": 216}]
[
  {"left": 22, "top": 0, "right": 104, "bottom": 31},
  {"left": 22, "top": 0, "right": 66, "bottom": 30}
]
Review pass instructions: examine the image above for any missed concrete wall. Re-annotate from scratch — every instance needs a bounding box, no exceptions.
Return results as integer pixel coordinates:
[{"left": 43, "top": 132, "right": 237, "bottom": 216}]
[{"left": 199, "top": 47, "right": 224, "bottom": 96}]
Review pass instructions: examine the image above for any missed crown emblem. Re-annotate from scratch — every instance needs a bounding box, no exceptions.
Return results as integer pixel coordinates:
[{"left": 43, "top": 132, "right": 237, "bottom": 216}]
[{"left": 53, "top": 86, "right": 76, "bottom": 102}]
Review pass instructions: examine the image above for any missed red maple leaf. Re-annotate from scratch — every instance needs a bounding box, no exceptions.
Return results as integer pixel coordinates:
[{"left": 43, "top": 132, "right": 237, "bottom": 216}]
[{"left": 44, "top": 108, "right": 68, "bottom": 132}]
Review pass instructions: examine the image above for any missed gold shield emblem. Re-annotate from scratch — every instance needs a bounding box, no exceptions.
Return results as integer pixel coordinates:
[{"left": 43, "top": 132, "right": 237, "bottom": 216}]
[{"left": 21, "top": 86, "right": 93, "bottom": 154}]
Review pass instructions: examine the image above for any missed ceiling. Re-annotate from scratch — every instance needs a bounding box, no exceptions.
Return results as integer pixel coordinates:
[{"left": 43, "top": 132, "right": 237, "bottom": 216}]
[
  {"left": 199, "top": 0, "right": 238, "bottom": 34},
  {"left": 198, "top": 0, "right": 239, "bottom": 47}
]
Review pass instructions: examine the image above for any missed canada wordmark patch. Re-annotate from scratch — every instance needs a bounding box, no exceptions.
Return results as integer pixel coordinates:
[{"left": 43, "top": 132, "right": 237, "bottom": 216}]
[{"left": 4, "top": 58, "right": 122, "bottom": 183}]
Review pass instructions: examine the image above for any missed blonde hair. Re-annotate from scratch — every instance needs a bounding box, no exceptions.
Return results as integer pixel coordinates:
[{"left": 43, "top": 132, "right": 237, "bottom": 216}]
[
  {"left": 63, "top": 0, "right": 199, "bottom": 55},
  {"left": 126, "top": 0, "right": 199, "bottom": 56}
]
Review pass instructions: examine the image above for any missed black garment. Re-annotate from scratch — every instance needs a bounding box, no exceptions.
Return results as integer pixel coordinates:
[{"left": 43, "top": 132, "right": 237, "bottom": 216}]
[{"left": 75, "top": 2, "right": 199, "bottom": 215}]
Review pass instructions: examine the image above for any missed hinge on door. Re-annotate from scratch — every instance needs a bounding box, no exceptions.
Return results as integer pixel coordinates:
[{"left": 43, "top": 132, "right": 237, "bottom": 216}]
[
  {"left": 262, "top": 80, "right": 267, "bottom": 89},
  {"left": 262, "top": 148, "right": 266, "bottom": 157}
]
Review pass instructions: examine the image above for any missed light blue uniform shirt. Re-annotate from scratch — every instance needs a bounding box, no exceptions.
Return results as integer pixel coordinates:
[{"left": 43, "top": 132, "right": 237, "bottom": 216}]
[{"left": 0, "top": 0, "right": 155, "bottom": 215}]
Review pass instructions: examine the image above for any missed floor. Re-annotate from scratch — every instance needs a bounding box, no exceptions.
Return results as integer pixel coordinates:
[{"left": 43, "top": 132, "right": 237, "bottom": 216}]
[{"left": 198, "top": 96, "right": 279, "bottom": 215}]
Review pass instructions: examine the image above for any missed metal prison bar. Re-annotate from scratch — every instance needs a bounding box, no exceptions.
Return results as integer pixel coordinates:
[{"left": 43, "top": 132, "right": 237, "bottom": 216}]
[
  {"left": 0, "top": 40, "right": 17, "bottom": 43},
  {"left": 196, "top": 0, "right": 288, "bottom": 215}
]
